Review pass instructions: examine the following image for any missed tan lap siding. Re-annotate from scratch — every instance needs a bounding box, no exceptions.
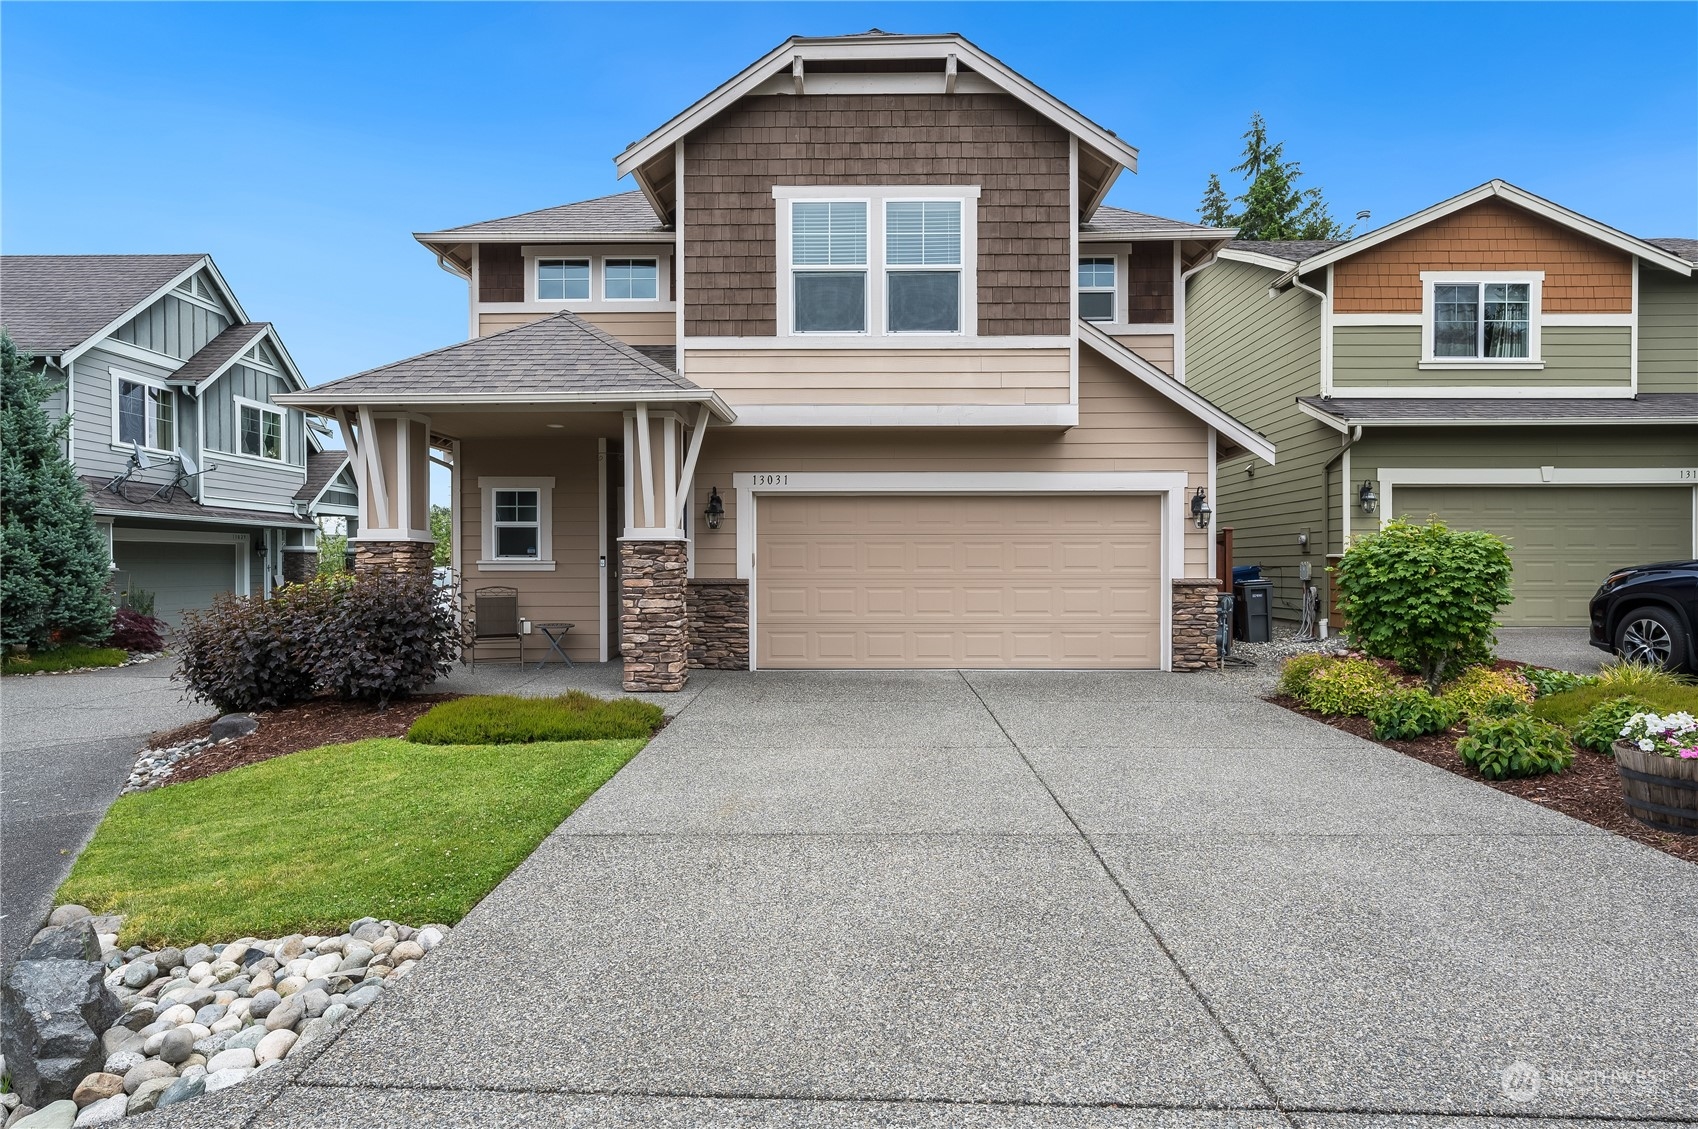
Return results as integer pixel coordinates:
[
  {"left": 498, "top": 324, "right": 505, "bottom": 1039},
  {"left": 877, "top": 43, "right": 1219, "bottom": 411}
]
[
  {"left": 459, "top": 438, "right": 603, "bottom": 663},
  {"left": 690, "top": 342, "right": 1212, "bottom": 578},
  {"left": 683, "top": 348, "right": 1070, "bottom": 406},
  {"left": 1332, "top": 198, "right": 1633, "bottom": 314},
  {"left": 1110, "top": 333, "right": 1174, "bottom": 375},
  {"left": 478, "top": 310, "right": 675, "bottom": 346}
]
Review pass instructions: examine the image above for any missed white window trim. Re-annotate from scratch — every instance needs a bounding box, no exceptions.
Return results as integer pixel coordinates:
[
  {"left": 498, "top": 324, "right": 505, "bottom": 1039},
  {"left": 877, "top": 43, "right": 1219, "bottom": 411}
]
[
  {"left": 1419, "top": 271, "right": 1544, "bottom": 369},
  {"left": 235, "top": 396, "right": 288, "bottom": 462},
  {"left": 1078, "top": 255, "right": 1118, "bottom": 323},
  {"left": 600, "top": 256, "right": 661, "bottom": 303},
  {"left": 476, "top": 475, "right": 556, "bottom": 572},
  {"left": 510, "top": 247, "right": 675, "bottom": 312},
  {"left": 535, "top": 257, "right": 592, "bottom": 303},
  {"left": 109, "top": 367, "right": 176, "bottom": 454},
  {"left": 774, "top": 185, "right": 981, "bottom": 340}
]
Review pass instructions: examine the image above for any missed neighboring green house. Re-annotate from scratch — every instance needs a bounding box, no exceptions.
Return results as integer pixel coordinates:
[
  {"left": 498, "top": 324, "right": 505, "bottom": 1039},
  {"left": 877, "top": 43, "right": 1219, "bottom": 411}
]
[{"left": 1185, "top": 180, "right": 1697, "bottom": 631}]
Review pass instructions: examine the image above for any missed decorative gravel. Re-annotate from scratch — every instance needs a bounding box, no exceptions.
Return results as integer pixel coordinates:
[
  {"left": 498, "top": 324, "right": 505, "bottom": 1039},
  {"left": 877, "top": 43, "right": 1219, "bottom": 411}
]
[
  {"left": 1220, "top": 625, "right": 1350, "bottom": 693},
  {"left": 7, "top": 651, "right": 164, "bottom": 678}
]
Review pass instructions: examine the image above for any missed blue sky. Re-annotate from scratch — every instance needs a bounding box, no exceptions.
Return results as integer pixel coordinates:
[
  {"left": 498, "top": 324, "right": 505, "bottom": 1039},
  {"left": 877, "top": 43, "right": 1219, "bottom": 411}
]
[{"left": 4, "top": 1, "right": 1695, "bottom": 389}]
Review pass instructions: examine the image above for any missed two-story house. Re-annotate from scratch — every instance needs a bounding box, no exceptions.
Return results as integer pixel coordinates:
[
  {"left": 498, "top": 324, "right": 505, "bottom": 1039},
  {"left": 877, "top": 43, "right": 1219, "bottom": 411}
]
[
  {"left": 278, "top": 31, "right": 1274, "bottom": 688},
  {"left": 1183, "top": 180, "right": 1697, "bottom": 636},
  {"left": 1, "top": 254, "right": 332, "bottom": 625}
]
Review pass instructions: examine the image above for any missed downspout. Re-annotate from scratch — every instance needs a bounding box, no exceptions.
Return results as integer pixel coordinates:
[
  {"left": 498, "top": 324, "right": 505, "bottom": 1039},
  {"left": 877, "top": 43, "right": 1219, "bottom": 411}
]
[
  {"left": 1320, "top": 424, "right": 1363, "bottom": 636},
  {"left": 431, "top": 248, "right": 471, "bottom": 281},
  {"left": 1177, "top": 249, "right": 1225, "bottom": 384}
]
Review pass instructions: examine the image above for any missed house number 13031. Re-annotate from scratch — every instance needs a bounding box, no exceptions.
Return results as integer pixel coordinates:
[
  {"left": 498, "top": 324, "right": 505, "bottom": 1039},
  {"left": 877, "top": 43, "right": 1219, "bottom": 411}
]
[{"left": 750, "top": 474, "right": 789, "bottom": 486}]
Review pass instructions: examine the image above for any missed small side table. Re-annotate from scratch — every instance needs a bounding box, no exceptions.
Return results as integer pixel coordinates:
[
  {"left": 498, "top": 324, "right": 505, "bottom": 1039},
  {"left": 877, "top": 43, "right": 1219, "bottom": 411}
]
[{"left": 535, "top": 622, "right": 575, "bottom": 669}]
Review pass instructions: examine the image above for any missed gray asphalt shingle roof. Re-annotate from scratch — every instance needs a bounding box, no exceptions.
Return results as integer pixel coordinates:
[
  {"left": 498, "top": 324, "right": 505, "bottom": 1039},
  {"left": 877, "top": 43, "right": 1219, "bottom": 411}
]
[
  {"left": 169, "top": 322, "right": 269, "bottom": 386},
  {"left": 282, "top": 311, "right": 701, "bottom": 404},
  {"left": 422, "top": 192, "right": 668, "bottom": 238},
  {"left": 1, "top": 254, "right": 205, "bottom": 354},
  {"left": 294, "top": 450, "right": 351, "bottom": 503},
  {"left": 1078, "top": 206, "right": 1227, "bottom": 238},
  {"left": 1228, "top": 239, "right": 1347, "bottom": 263},
  {"left": 83, "top": 477, "right": 316, "bottom": 529},
  {"left": 1648, "top": 237, "right": 1698, "bottom": 265},
  {"left": 1300, "top": 394, "right": 1698, "bottom": 425}
]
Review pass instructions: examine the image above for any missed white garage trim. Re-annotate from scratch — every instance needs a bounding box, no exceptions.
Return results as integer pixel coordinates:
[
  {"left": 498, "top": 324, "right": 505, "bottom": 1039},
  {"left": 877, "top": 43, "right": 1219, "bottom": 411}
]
[
  {"left": 1376, "top": 468, "right": 1698, "bottom": 556},
  {"left": 733, "top": 471, "right": 1189, "bottom": 671},
  {"left": 111, "top": 526, "right": 252, "bottom": 596}
]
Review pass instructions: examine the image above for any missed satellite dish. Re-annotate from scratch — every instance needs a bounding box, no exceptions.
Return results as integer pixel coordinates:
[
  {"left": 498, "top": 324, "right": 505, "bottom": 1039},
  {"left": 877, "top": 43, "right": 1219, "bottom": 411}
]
[
  {"left": 130, "top": 441, "right": 153, "bottom": 471},
  {"left": 177, "top": 449, "right": 199, "bottom": 476}
]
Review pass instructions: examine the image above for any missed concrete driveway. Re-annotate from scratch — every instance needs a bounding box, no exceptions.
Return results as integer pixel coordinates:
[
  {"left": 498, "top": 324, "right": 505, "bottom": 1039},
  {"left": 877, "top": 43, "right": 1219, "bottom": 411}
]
[
  {"left": 208, "top": 668, "right": 1696, "bottom": 1128},
  {"left": 0, "top": 659, "right": 211, "bottom": 966}
]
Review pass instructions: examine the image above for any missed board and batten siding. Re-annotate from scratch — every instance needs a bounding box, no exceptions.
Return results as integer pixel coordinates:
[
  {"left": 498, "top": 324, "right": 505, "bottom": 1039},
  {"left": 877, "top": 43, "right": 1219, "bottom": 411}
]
[
  {"left": 478, "top": 309, "right": 676, "bottom": 346},
  {"left": 682, "top": 347, "right": 1070, "bottom": 407},
  {"left": 687, "top": 341, "right": 1214, "bottom": 581},
  {"left": 204, "top": 364, "right": 308, "bottom": 464},
  {"left": 1638, "top": 265, "right": 1698, "bottom": 394},
  {"left": 68, "top": 347, "right": 188, "bottom": 488},
  {"left": 112, "top": 292, "right": 231, "bottom": 361},
  {"left": 1182, "top": 257, "right": 1334, "bottom": 619},
  {"left": 1331, "top": 324, "right": 1632, "bottom": 389}
]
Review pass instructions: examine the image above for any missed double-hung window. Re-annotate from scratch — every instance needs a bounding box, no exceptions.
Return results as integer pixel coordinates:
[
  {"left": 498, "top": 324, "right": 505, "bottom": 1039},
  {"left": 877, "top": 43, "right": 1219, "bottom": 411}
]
[
  {"left": 492, "top": 488, "right": 540, "bottom": 559},
  {"left": 603, "top": 258, "right": 658, "bottom": 301},
  {"left": 1423, "top": 273, "right": 1541, "bottom": 363},
  {"left": 537, "top": 259, "right": 590, "bottom": 301},
  {"left": 238, "top": 400, "right": 285, "bottom": 461},
  {"left": 792, "top": 201, "right": 869, "bottom": 333},
  {"left": 1078, "top": 258, "right": 1117, "bottom": 322},
  {"left": 885, "top": 200, "right": 962, "bottom": 333},
  {"left": 115, "top": 372, "right": 174, "bottom": 451}
]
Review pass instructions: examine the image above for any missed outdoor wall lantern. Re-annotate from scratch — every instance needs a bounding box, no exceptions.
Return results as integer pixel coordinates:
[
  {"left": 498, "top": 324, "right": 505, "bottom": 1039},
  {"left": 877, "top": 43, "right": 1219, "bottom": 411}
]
[
  {"left": 1190, "top": 487, "right": 1213, "bottom": 529},
  {"left": 1358, "top": 480, "right": 1379, "bottom": 515},
  {"left": 704, "top": 487, "right": 724, "bottom": 530}
]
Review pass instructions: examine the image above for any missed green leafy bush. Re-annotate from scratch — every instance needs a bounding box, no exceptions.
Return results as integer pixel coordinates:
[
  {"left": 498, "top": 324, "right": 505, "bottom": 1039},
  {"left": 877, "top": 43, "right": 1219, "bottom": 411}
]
[
  {"left": 1299, "top": 657, "right": 1395, "bottom": 716},
  {"left": 1441, "top": 666, "right": 1534, "bottom": 723},
  {"left": 1572, "top": 695, "right": 1655, "bottom": 755},
  {"left": 1367, "top": 687, "right": 1461, "bottom": 740},
  {"left": 1521, "top": 667, "right": 1595, "bottom": 698},
  {"left": 1456, "top": 715, "right": 1574, "bottom": 779},
  {"left": 408, "top": 690, "right": 664, "bottom": 745},
  {"left": 1594, "top": 660, "right": 1695, "bottom": 695},
  {"left": 1332, "top": 519, "right": 1512, "bottom": 691},
  {"left": 1276, "top": 653, "right": 1336, "bottom": 699}
]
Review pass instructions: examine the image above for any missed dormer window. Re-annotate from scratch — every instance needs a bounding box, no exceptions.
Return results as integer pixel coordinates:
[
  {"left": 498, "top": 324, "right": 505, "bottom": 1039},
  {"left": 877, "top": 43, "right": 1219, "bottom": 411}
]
[
  {"left": 538, "top": 259, "right": 590, "bottom": 301},
  {"left": 1420, "top": 271, "right": 1543, "bottom": 367},
  {"left": 1078, "top": 258, "right": 1117, "bottom": 321}
]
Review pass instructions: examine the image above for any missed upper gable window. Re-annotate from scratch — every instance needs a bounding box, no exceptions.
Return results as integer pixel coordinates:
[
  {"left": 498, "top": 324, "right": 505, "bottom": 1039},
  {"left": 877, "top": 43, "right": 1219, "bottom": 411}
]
[
  {"left": 603, "top": 259, "right": 658, "bottom": 301},
  {"left": 886, "top": 201, "right": 962, "bottom": 333},
  {"left": 1078, "top": 258, "right": 1117, "bottom": 322},
  {"left": 538, "top": 259, "right": 590, "bottom": 301},
  {"left": 792, "top": 201, "right": 869, "bottom": 333},
  {"left": 113, "top": 370, "right": 174, "bottom": 452},
  {"left": 237, "top": 398, "right": 285, "bottom": 461},
  {"left": 1420, "top": 272, "right": 1543, "bottom": 366}
]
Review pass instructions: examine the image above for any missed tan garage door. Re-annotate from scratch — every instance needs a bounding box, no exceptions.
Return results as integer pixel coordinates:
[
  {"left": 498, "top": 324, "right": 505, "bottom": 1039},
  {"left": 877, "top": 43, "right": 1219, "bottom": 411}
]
[
  {"left": 1394, "top": 486, "right": 1695, "bottom": 626},
  {"left": 755, "top": 494, "right": 1162, "bottom": 669}
]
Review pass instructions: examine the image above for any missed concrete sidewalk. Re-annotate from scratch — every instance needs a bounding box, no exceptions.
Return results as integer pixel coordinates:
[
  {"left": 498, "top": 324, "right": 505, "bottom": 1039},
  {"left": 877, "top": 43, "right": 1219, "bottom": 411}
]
[{"left": 177, "top": 667, "right": 1697, "bottom": 1128}]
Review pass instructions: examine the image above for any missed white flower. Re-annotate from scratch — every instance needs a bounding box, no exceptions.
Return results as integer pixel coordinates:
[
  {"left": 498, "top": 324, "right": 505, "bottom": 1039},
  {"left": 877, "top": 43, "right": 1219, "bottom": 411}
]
[{"left": 1638, "top": 738, "right": 1656, "bottom": 752}]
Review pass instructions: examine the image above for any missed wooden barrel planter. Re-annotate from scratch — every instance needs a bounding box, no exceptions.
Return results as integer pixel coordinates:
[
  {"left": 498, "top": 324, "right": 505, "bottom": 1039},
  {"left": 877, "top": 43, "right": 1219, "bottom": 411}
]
[{"left": 1613, "top": 740, "right": 1698, "bottom": 834}]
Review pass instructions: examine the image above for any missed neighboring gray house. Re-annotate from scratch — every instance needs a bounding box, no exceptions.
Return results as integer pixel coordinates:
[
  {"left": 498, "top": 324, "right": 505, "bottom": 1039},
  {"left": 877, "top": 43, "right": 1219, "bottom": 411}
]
[{"left": 1, "top": 254, "right": 336, "bottom": 625}]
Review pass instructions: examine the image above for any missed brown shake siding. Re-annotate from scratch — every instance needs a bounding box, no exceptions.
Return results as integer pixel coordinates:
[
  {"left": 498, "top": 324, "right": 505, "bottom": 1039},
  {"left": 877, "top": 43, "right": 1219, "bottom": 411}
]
[
  {"left": 1333, "top": 199, "right": 1633, "bottom": 313},
  {"left": 477, "top": 244, "right": 524, "bottom": 303},
  {"left": 1127, "top": 242, "right": 1175, "bottom": 323},
  {"left": 682, "top": 93, "right": 1072, "bottom": 337}
]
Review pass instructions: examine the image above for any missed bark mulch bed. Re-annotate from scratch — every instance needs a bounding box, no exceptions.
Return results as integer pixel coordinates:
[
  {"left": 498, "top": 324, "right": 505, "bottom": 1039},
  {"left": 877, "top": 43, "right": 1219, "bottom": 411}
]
[
  {"left": 1271, "top": 695, "right": 1698, "bottom": 865},
  {"left": 146, "top": 695, "right": 459, "bottom": 787}
]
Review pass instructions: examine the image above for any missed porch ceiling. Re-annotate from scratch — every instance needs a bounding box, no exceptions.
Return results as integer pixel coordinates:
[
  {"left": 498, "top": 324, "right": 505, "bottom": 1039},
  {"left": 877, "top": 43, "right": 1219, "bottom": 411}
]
[{"left": 425, "top": 409, "right": 627, "bottom": 440}]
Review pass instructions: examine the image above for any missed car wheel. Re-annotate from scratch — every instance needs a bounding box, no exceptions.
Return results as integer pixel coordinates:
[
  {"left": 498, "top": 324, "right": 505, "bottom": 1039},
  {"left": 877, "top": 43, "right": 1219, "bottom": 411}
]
[{"left": 1614, "top": 606, "right": 1688, "bottom": 670}]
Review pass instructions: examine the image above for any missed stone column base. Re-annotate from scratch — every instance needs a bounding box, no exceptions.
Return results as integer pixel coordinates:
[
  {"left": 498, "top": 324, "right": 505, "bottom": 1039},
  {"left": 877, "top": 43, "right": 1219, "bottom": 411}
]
[
  {"left": 1171, "top": 577, "right": 1222, "bottom": 672},
  {"left": 620, "top": 539, "right": 689, "bottom": 692},
  {"left": 687, "top": 579, "right": 750, "bottom": 670},
  {"left": 353, "top": 540, "right": 434, "bottom": 578},
  {"left": 282, "top": 551, "right": 319, "bottom": 584}
]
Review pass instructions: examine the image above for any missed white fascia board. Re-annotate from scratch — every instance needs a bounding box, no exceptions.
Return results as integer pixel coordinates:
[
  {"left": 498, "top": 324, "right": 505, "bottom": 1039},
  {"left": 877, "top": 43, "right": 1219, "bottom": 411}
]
[
  {"left": 417, "top": 232, "right": 675, "bottom": 245},
  {"left": 195, "top": 257, "right": 252, "bottom": 325},
  {"left": 273, "top": 387, "right": 738, "bottom": 422},
  {"left": 61, "top": 256, "right": 212, "bottom": 367},
  {"left": 301, "top": 454, "right": 354, "bottom": 511},
  {"left": 257, "top": 325, "right": 311, "bottom": 393},
  {"left": 95, "top": 507, "right": 316, "bottom": 530},
  {"left": 1078, "top": 321, "right": 1276, "bottom": 464},
  {"left": 1216, "top": 247, "right": 1302, "bottom": 273},
  {"left": 1294, "top": 397, "right": 1353, "bottom": 434},
  {"left": 614, "top": 34, "right": 1139, "bottom": 179},
  {"left": 1275, "top": 180, "right": 1693, "bottom": 283},
  {"left": 1080, "top": 229, "right": 1232, "bottom": 244}
]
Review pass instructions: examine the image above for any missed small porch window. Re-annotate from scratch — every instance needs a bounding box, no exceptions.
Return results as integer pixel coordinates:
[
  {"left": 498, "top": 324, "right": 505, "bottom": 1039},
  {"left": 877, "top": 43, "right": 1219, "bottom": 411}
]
[
  {"left": 477, "top": 476, "right": 556, "bottom": 572},
  {"left": 493, "top": 489, "right": 540, "bottom": 558}
]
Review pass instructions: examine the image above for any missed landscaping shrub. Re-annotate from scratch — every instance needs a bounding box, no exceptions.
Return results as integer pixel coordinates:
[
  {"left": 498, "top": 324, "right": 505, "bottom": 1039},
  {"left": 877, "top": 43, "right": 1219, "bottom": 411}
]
[
  {"left": 408, "top": 690, "right": 664, "bottom": 745},
  {"left": 177, "top": 590, "right": 319, "bottom": 711},
  {"left": 1367, "top": 687, "right": 1461, "bottom": 740},
  {"left": 1521, "top": 666, "right": 1595, "bottom": 698},
  {"left": 1332, "top": 519, "right": 1512, "bottom": 691},
  {"left": 106, "top": 606, "right": 166, "bottom": 653},
  {"left": 1572, "top": 695, "right": 1655, "bottom": 755},
  {"left": 1529, "top": 681, "right": 1698, "bottom": 729},
  {"left": 311, "top": 571, "right": 458, "bottom": 707},
  {"left": 1441, "top": 666, "right": 1534, "bottom": 723},
  {"left": 1276, "top": 652, "right": 1336, "bottom": 699},
  {"left": 1298, "top": 657, "right": 1395, "bottom": 716},
  {"left": 1593, "top": 659, "right": 1696, "bottom": 695},
  {"left": 1456, "top": 714, "right": 1574, "bottom": 779}
]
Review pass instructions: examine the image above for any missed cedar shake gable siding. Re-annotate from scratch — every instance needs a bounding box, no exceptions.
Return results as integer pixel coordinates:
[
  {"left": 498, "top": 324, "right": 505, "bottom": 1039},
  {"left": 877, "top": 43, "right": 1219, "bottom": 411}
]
[
  {"left": 1332, "top": 198, "right": 1633, "bottom": 314},
  {"left": 479, "top": 243, "right": 525, "bottom": 303},
  {"left": 682, "top": 93, "right": 1071, "bottom": 338}
]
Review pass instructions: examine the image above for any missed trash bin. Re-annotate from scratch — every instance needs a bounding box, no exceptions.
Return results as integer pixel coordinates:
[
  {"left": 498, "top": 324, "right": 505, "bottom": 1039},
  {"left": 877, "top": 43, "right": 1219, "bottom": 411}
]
[
  {"left": 1233, "top": 578, "right": 1273, "bottom": 643},
  {"left": 1231, "top": 564, "right": 1262, "bottom": 584}
]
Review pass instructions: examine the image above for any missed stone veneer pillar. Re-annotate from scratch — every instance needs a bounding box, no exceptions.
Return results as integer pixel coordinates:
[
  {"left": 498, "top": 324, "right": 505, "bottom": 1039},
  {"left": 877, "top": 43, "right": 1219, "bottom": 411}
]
[
  {"left": 352, "top": 540, "right": 435, "bottom": 578},
  {"left": 687, "top": 579, "right": 750, "bottom": 671},
  {"left": 1170, "top": 577, "right": 1222, "bottom": 672},
  {"left": 620, "top": 540, "right": 690, "bottom": 692},
  {"left": 282, "top": 551, "right": 319, "bottom": 585}
]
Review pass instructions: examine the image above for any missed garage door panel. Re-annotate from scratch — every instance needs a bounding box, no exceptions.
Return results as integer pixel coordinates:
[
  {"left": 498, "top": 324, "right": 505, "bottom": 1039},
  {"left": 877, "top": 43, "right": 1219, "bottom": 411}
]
[
  {"left": 756, "top": 494, "right": 1163, "bottom": 668},
  {"left": 1393, "top": 486, "right": 1694, "bottom": 627},
  {"left": 112, "top": 540, "right": 239, "bottom": 629}
]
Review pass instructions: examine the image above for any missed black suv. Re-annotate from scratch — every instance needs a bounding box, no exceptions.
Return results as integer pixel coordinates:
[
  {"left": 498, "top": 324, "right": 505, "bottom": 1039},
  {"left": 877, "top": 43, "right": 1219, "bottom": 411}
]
[{"left": 1588, "top": 560, "right": 1698, "bottom": 672}]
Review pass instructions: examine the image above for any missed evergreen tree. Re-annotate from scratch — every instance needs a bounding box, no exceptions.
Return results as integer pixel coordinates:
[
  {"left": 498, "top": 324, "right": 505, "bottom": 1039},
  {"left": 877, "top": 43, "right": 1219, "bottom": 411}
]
[
  {"left": 1198, "top": 172, "right": 1234, "bottom": 227},
  {"left": 0, "top": 332, "right": 114, "bottom": 648},
  {"left": 1202, "top": 112, "right": 1355, "bottom": 242}
]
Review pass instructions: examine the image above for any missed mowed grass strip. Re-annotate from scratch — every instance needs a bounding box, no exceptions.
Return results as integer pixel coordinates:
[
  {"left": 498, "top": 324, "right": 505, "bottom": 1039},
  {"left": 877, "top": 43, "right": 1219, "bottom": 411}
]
[
  {"left": 1529, "top": 683, "right": 1698, "bottom": 730},
  {"left": 3, "top": 644, "right": 128, "bottom": 675},
  {"left": 58, "top": 737, "right": 644, "bottom": 947},
  {"left": 407, "top": 691, "right": 663, "bottom": 745}
]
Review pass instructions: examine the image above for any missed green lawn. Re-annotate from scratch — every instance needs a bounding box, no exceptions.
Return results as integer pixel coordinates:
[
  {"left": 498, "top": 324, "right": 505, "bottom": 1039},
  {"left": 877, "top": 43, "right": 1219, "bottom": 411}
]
[
  {"left": 58, "top": 737, "right": 643, "bottom": 946},
  {"left": 407, "top": 691, "right": 663, "bottom": 745},
  {"left": 2, "top": 644, "right": 127, "bottom": 675}
]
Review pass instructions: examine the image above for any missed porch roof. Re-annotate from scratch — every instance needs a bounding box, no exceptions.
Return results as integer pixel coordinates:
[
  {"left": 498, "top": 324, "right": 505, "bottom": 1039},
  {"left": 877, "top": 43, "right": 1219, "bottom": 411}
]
[{"left": 274, "top": 312, "right": 735, "bottom": 421}]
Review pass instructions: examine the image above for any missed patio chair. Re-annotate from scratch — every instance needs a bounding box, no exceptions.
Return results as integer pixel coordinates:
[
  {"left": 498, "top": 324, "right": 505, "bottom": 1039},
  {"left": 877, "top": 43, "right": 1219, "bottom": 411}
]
[{"left": 467, "top": 586, "right": 523, "bottom": 668}]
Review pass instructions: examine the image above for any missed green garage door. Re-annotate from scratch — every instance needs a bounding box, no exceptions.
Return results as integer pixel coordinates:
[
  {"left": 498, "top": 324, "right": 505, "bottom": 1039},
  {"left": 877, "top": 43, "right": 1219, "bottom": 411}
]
[
  {"left": 1393, "top": 486, "right": 1695, "bottom": 626},
  {"left": 112, "top": 540, "right": 239, "bottom": 628}
]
